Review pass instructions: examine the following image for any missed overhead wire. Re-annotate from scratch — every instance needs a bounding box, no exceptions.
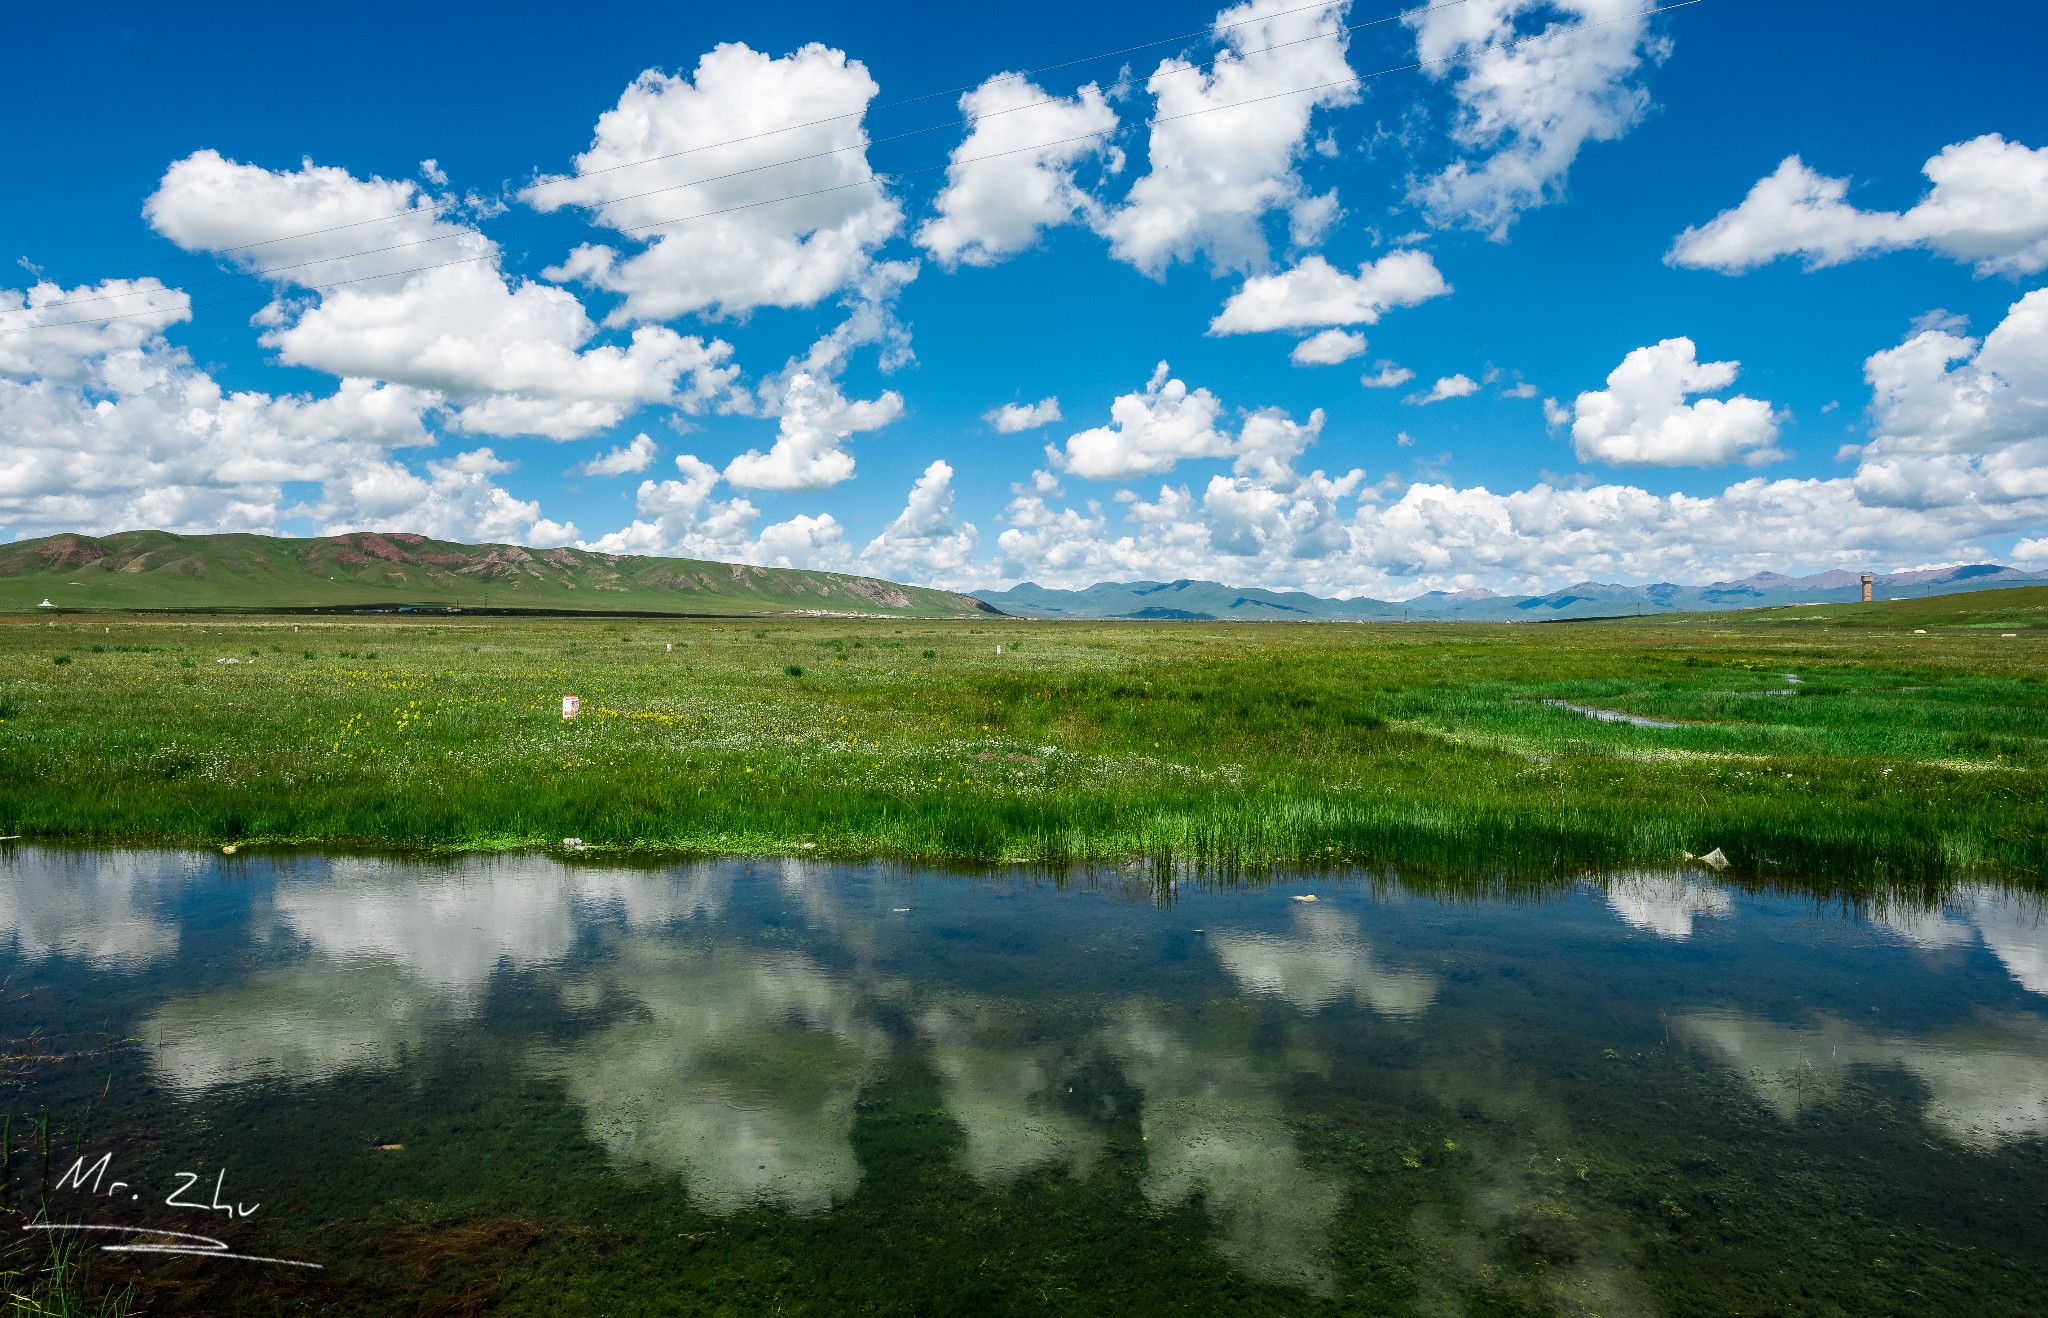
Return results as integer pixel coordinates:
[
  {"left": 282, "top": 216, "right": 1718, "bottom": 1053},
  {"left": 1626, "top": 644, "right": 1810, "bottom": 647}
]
[
  {"left": 9, "top": 0, "right": 1706, "bottom": 335},
  {"left": 23, "top": 3, "right": 1409, "bottom": 314},
  {"left": 63, "top": 0, "right": 1489, "bottom": 284}
]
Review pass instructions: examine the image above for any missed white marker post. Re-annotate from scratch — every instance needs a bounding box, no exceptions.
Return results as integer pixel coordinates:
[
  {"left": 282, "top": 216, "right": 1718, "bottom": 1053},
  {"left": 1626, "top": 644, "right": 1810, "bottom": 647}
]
[{"left": 562, "top": 695, "right": 581, "bottom": 721}]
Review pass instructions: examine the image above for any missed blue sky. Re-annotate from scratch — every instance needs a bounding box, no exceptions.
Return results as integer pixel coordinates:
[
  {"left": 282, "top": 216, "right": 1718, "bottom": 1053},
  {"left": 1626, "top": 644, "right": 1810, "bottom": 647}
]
[{"left": 4, "top": 0, "right": 2046, "bottom": 596}]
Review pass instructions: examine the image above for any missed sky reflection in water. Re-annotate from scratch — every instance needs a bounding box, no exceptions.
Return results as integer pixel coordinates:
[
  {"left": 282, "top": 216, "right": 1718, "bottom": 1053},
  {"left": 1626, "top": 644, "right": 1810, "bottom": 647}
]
[{"left": 2, "top": 847, "right": 2046, "bottom": 1309}]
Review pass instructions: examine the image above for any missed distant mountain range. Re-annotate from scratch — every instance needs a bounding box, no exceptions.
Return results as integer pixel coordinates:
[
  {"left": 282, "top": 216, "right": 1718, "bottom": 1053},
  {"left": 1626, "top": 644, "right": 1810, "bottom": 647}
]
[
  {"left": 11, "top": 530, "right": 2043, "bottom": 624},
  {"left": 973, "top": 564, "right": 2048, "bottom": 621},
  {"left": 4, "top": 531, "right": 995, "bottom": 618}
]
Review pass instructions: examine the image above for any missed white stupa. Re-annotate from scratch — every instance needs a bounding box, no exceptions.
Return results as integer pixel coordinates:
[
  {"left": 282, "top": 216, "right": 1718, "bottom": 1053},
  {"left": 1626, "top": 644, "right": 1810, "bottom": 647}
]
[{"left": 37, "top": 599, "right": 53, "bottom": 609}]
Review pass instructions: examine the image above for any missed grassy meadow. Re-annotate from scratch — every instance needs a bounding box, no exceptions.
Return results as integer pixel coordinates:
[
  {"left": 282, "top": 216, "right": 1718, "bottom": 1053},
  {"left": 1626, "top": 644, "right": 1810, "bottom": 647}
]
[{"left": 2, "top": 591, "right": 2044, "bottom": 884}]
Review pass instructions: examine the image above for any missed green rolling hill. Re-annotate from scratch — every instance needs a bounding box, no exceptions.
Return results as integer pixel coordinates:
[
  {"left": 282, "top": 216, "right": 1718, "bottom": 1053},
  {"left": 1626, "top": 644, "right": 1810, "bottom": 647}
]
[
  {"left": 1, "top": 530, "right": 997, "bottom": 618},
  {"left": 1703, "top": 583, "right": 2048, "bottom": 631}
]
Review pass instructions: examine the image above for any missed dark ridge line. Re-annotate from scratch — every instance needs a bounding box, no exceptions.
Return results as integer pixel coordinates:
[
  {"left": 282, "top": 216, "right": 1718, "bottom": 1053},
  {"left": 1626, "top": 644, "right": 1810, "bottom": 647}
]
[{"left": 13, "top": 602, "right": 1007, "bottom": 620}]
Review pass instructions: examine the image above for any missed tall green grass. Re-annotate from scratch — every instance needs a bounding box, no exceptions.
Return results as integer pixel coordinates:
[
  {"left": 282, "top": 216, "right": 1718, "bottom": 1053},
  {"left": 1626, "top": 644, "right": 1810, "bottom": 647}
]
[
  {"left": 0, "top": 1230, "right": 135, "bottom": 1318},
  {"left": 0, "top": 613, "right": 2041, "bottom": 883}
]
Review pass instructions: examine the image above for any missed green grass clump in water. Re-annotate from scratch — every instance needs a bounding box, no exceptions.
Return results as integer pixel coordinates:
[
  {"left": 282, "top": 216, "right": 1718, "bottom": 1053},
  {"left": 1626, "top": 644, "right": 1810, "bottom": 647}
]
[
  {"left": 0, "top": 597, "right": 2042, "bottom": 883},
  {"left": 0, "top": 1230, "right": 135, "bottom": 1317}
]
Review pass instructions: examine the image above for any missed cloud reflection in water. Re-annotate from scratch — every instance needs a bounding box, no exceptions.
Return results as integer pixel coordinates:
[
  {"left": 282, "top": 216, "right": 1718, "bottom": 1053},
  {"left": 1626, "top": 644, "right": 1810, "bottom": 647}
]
[
  {"left": 1679, "top": 1010, "right": 2048, "bottom": 1144},
  {"left": 145, "top": 961, "right": 440, "bottom": 1094},
  {"left": 0, "top": 847, "right": 198, "bottom": 969},
  {"left": 1209, "top": 905, "right": 1437, "bottom": 1016},
  {"left": 141, "top": 858, "right": 727, "bottom": 1093},
  {"left": 1102, "top": 1006, "right": 1344, "bottom": 1295},
  {"left": 1602, "top": 872, "right": 1733, "bottom": 940},
  {"left": 544, "top": 940, "right": 885, "bottom": 1216},
  {"left": 277, "top": 856, "right": 727, "bottom": 1005},
  {"left": 918, "top": 1002, "right": 1102, "bottom": 1187},
  {"left": 1877, "top": 884, "right": 2048, "bottom": 997}
]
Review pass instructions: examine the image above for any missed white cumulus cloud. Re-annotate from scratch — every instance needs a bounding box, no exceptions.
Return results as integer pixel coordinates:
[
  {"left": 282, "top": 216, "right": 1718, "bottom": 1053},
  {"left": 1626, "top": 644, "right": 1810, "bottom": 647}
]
[
  {"left": 986, "top": 397, "right": 1063, "bottom": 432},
  {"left": 861, "top": 460, "right": 981, "bottom": 584},
  {"left": 984, "top": 343, "right": 2047, "bottom": 597},
  {"left": 582, "top": 454, "right": 760, "bottom": 560},
  {"left": 576, "top": 454, "right": 864, "bottom": 571},
  {"left": 1569, "top": 338, "right": 1783, "bottom": 466},
  {"left": 1361, "top": 363, "right": 1415, "bottom": 389},
  {"left": 581, "top": 433, "right": 658, "bottom": 477},
  {"left": 0, "top": 278, "right": 192, "bottom": 382},
  {"left": 526, "top": 42, "right": 905, "bottom": 322},
  {"left": 329, "top": 447, "right": 578, "bottom": 546},
  {"left": 1203, "top": 407, "right": 1360, "bottom": 559},
  {"left": 1855, "top": 288, "right": 2048, "bottom": 512},
  {"left": 1669, "top": 135, "right": 2048, "bottom": 277},
  {"left": 145, "top": 151, "right": 737, "bottom": 441},
  {"left": 917, "top": 77, "right": 1119, "bottom": 267},
  {"left": 1209, "top": 251, "right": 1450, "bottom": 334},
  {"left": 1098, "top": 0, "right": 1359, "bottom": 274},
  {"left": 1051, "top": 362, "right": 1233, "bottom": 480},
  {"left": 992, "top": 469, "right": 1998, "bottom": 600},
  {"left": 723, "top": 371, "right": 902, "bottom": 492},
  {"left": 753, "top": 513, "right": 850, "bottom": 569},
  {"left": 885, "top": 300, "right": 2048, "bottom": 596},
  {"left": 1291, "top": 329, "right": 1368, "bottom": 365},
  {"left": 1408, "top": 0, "right": 1669, "bottom": 237},
  {"left": 1407, "top": 373, "right": 1479, "bottom": 405},
  {"left": 0, "top": 277, "right": 571, "bottom": 545},
  {"left": 1006, "top": 385, "right": 1359, "bottom": 571}
]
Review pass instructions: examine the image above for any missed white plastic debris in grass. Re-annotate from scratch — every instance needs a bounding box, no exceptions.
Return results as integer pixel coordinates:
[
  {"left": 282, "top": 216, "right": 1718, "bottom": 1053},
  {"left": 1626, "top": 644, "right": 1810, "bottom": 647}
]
[{"left": 562, "top": 695, "right": 581, "bottom": 720}]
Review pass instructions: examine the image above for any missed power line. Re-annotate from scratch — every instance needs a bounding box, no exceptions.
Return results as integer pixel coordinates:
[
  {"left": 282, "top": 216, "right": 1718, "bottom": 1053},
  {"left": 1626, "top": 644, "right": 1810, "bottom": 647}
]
[
  {"left": 22, "top": 6, "right": 1395, "bottom": 316},
  {"left": 8, "top": 0, "right": 1705, "bottom": 335},
  {"left": 64, "top": 0, "right": 1485, "bottom": 286}
]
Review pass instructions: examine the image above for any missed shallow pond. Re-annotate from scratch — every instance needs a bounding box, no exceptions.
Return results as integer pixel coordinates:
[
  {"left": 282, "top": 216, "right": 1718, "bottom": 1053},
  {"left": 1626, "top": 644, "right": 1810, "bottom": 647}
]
[{"left": 1, "top": 847, "right": 2045, "bottom": 1314}]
